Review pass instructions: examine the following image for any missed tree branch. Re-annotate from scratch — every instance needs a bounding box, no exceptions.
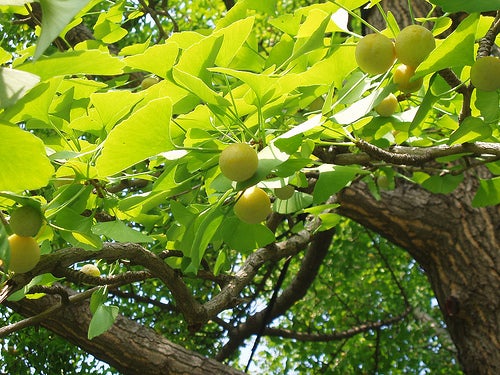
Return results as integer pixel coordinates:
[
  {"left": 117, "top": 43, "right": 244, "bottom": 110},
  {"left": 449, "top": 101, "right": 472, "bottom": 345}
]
[
  {"left": 204, "top": 214, "right": 326, "bottom": 323},
  {"left": 477, "top": 11, "right": 500, "bottom": 58},
  {"left": 215, "top": 226, "right": 335, "bottom": 361},
  {"left": 5, "top": 291, "right": 246, "bottom": 375},
  {"left": 262, "top": 305, "right": 411, "bottom": 342},
  {"left": 0, "top": 287, "right": 96, "bottom": 338},
  {"left": 353, "top": 140, "right": 500, "bottom": 166},
  {"left": 0, "top": 243, "right": 207, "bottom": 328}
]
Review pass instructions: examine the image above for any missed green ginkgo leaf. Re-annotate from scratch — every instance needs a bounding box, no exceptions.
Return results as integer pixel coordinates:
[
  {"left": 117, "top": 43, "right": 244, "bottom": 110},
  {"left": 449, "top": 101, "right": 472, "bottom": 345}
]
[
  {"left": 96, "top": 97, "right": 173, "bottom": 177},
  {"left": 0, "top": 67, "right": 40, "bottom": 108},
  {"left": 0, "top": 123, "right": 54, "bottom": 191},
  {"left": 35, "top": 0, "right": 91, "bottom": 59},
  {"left": 88, "top": 304, "right": 119, "bottom": 340}
]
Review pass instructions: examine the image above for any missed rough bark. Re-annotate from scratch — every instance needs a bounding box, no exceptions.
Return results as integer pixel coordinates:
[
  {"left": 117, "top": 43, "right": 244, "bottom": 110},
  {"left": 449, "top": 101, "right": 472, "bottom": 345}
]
[
  {"left": 337, "top": 174, "right": 500, "bottom": 375},
  {"left": 6, "top": 292, "right": 245, "bottom": 375}
]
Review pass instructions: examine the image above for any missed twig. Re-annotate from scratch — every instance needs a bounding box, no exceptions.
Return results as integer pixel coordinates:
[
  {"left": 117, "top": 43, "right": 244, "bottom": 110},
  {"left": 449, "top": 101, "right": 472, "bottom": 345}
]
[
  {"left": 262, "top": 305, "right": 412, "bottom": 341},
  {"left": 477, "top": 11, "right": 500, "bottom": 58},
  {"left": 0, "top": 287, "right": 97, "bottom": 338},
  {"left": 245, "top": 256, "right": 292, "bottom": 372},
  {"left": 354, "top": 140, "right": 500, "bottom": 166}
]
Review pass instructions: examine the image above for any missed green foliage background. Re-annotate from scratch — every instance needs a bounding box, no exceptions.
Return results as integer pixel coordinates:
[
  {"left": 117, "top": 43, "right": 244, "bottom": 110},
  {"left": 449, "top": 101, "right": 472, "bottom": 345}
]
[{"left": 1, "top": 0, "right": 498, "bottom": 373}]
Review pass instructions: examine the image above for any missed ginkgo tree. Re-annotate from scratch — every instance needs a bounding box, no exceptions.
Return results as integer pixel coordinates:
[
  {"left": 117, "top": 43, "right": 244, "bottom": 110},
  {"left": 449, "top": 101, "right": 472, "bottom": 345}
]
[{"left": 0, "top": 0, "right": 499, "bottom": 374}]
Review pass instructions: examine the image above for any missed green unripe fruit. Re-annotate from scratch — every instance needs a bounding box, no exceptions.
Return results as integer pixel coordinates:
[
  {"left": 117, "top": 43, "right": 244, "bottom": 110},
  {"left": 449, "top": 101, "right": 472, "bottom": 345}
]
[
  {"left": 219, "top": 143, "right": 259, "bottom": 182},
  {"left": 234, "top": 186, "right": 271, "bottom": 224},
  {"left": 377, "top": 175, "right": 390, "bottom": 190},
  {"left": 9, "top": 205, "right": 44, "bottom": 237},
  {"left": 393, "top": 65, "right": 423, "bottom": 93},
  {"left": 395, "top": 25, "right": 435, "bottom": 68},
  {"left": 274, "top": 185, "right": 295, "bottom": 200},
  {"left": 375, "top": 93, "right": 398, "bottom": 116},
  {"left": 355, "top": 33, "right": 396, "bottom": 75},
  {"left": 470, "top": 56, "right": 500, "bottom": 92},
  {"left": 141, "top": 76, "right": 160, "bottom": 89},
  {"left": 81, "top": 264, "right": 101, "bottom": 277},
  {"left": 7, "top": 234, "right": 41, "bottom": 273}
]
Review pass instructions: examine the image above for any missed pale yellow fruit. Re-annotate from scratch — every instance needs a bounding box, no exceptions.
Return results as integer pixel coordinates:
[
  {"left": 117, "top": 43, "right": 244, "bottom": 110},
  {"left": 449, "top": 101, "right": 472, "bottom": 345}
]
[
  {"left": 393, "top": 65, "right": 423, "bottom": 93},
  {"left": 9, "top": 205, "right": 44, "bottom": 237},
  {"left": 470, "top": 56, "right": 500, "bottom": 92},
  {"left": 219, "top": 143, "right": 259, "bottom": 182},
  {"left": 375, "top": 93, "right": 398, "bottom": 116},
  {"left": 234, "top": 186, "right": 271, "bottom": 224},
  {"left": 355, "top": 33, "right": 396, "bottom": 75},
  {"left": 395, "top": 25, "right": 435, "bottom": 68},
  {"left": 7, "top": 234, "right": 41, "bottom": 273},
  {"left": 274, "top": 185, "right": 295, "bottom": 200},
  {"left": 81, "top": 264, "right": 101, "bottom": 277},
  {"left": 141, "top": 76, "right": 160, "bottom": 89}
]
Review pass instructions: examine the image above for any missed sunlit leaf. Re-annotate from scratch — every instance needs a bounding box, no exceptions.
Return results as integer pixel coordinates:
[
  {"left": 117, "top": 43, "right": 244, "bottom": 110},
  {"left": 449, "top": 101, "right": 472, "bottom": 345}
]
[
  {"left": 448, "top": 117, "right": 491, "bottom": 145},
  {"left": 214, "top": 17, "right": 255, "bottom": 67},
  {"left": 290, "top": 9, "right": 331, "bottom": 62},
  {"left": 123, "top": 43, "right": 179, "bottom": 78},
  {"left": 173, "top": 68, "right": 231, "bottom": 106},
  {"left": 19, "top": 50, "right": 125, "bottom": 80},
  {"left": 92, "top": 221, "right": 154, "bottom": 243},
  {"left": 416, "top": 13, "right": 479, "bottom": 77},
  {"left": 0, "top": 123, "right": 54, "bottom": 191},
  {"left": 176, "top": 35, "right": 223, "bottom": 84},
  {"left": 96, "top": 97, "right": 173, "bottom": 177}
]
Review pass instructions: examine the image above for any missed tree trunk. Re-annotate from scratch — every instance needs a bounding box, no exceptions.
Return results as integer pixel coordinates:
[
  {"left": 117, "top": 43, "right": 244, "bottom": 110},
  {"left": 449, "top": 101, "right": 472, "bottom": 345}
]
[
  {"left": 6, "top": 294, "right": 245, "bottom": 375},
  {"left": 337, "top": 174, "right": 500, "bottom": 375}
]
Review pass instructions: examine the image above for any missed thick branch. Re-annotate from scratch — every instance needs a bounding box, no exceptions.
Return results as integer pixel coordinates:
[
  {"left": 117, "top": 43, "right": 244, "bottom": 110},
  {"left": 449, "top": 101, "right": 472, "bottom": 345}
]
[
  {"left": 0, "top": 243, "right": 207, "bottom": 328},
  {"left": 5, "top": 291, "right": 245, "bottom": 375},
  {"left": 352, "top": 140, "right": 500, "bottom": 166}
]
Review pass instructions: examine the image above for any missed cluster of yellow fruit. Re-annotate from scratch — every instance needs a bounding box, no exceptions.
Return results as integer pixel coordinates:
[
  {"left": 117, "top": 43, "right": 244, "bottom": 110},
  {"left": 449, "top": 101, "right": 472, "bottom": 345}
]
[
  {"left": 356, "top": 25, "right": 435, "bottom": 116},
  {"left": 219, "top": 143, "right": 295, "bottom": 224},
  {"left": 5, "top": 206, "right": 43, "bottom": 273},
  {"left": 356, "top": 24, "right": 500, "bottom": 117}
]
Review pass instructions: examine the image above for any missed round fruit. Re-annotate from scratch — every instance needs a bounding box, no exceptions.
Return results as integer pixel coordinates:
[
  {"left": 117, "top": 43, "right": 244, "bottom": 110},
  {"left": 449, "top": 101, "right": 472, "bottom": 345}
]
[
  {"left": 393, "top": 64, "right": 423, "bottom": 93},
  {"left": 355, "top": 33, "right": 396, "bottom": 75},
  {"left": 9, "top": 205, "right": 44, "bottom": 237},
  {"left": 375, "top": 93, "right": 398, "bottom": 116},
  {"left": 274, "top": 185, "right": 295, "bottom": 200},
  {"left": 377, "top": 175, "right": 390, "bottom": 189},
  {"left": 470, "top": 56, "right": 500, "bottom": 92},
  {"left": 81, "top": 264, "right": 101, "bottom": 277},
  {"left": 219, "top": 143, "right": 259, "bottom": 182},
  {"left": 7, "top": 234, "right": 41, "bottom": 273},
  {"left": 234, "top": 186, "right": 271, "bottom": 224},
  {"left": 395, "top": 25, "right": 435, "bottom": 68},
  {"left": 141, "top": 76, "right": 159, "bottom": 89}
]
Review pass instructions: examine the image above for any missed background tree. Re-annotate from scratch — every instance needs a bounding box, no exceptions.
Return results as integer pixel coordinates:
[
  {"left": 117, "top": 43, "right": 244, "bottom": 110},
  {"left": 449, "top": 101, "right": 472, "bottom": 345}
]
[{"left": 0, "top": 0, "right": 499, "bottom": 374}]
